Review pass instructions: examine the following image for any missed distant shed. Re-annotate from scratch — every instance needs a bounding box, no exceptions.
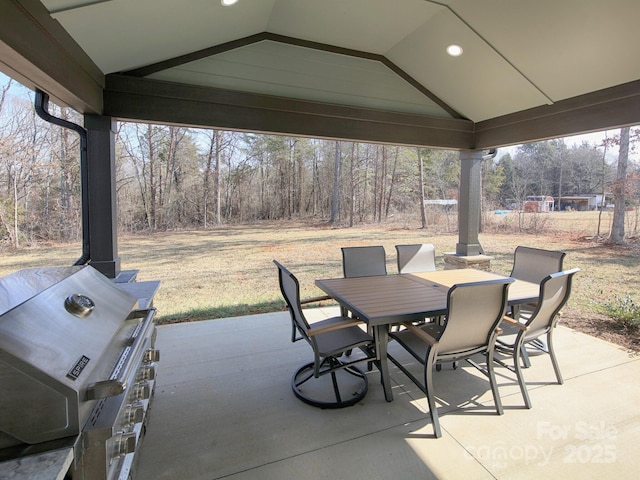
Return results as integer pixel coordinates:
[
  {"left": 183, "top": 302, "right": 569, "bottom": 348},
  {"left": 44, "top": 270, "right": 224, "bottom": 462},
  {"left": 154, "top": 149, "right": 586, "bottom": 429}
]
[
  {"left": 558, "top": 194, "right": 605, "bottom": 211},
  {"left": 524, "top": 196, "right": 554, "bottom": 212}
]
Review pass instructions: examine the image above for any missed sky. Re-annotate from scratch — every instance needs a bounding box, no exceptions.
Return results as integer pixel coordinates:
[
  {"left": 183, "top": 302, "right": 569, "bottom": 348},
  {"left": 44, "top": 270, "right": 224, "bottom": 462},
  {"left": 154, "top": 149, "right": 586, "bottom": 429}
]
[{"left": 1, "top": 72, "right": 32, "bottom": 100}]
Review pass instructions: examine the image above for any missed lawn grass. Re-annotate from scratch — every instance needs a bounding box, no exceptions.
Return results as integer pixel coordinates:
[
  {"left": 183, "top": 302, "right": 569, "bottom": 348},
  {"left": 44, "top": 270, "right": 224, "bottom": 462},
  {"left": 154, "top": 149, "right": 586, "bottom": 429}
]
[{"left": 0, "top": 211, "right": 638, "bottom": 333}]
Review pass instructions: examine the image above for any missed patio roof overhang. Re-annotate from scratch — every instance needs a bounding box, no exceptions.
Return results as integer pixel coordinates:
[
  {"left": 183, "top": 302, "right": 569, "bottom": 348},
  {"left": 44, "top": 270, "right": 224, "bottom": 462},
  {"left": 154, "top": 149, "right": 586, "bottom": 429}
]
[
  {"left": 2, "top": 0, "right": 640, "bottom": 275},
  {"left": 2, "top": 0, "right": 640, "bottom": 150}
]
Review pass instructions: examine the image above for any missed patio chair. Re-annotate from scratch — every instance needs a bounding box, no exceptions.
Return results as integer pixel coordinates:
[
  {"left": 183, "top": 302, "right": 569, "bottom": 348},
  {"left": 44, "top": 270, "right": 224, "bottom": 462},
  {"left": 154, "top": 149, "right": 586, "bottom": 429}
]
[
  {"left": 509, "top": 246, "right": 567, "bottom": 362},
  {"left": 395, "top": 243, "right": 439, "bottom": 327},
  {"left": 274, "top": 260, "right": 379, "bottom": 409},
  {"left": 495, "top": 268, "right": 580, "bottom": 409},
  {"left": 341, "top": 245, "right": 387, "bottom": 278},
  {"left": 388, "top": 278, "right": 514, "bottom": 438},
  {"left": 510, "top": 246, "right": 566, "bottom": 285},
  {"left": 341, "top": 245, "right": 387, "bottom": 319},
  {"left": 396, "top": 243, "right": 436, "bottom": 274}
]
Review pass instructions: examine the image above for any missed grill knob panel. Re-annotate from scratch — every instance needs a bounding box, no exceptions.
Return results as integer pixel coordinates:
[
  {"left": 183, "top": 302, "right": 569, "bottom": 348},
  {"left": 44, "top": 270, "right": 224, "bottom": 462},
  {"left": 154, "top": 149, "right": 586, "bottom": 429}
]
[
  {"left": 124, "top": 403, "right": 145, "bottom": 424},
  {"left": 143, "top": 349, "right": 160, "bottom": 363},
  {"left": 136, "top": 365, "right": 156, "bottom": 381},
  {"left": 113, "top": 431, "right": 137, "bottom": 457},
  {"left": 132, "top": 382, "right": 151, "bottom": 401}
]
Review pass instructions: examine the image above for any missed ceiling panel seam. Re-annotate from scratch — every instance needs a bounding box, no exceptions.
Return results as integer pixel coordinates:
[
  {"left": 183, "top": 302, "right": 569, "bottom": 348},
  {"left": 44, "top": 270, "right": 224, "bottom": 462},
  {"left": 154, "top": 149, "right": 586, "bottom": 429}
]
[{"left": 427, "top": 0, "right": 554, "bottom": 105}]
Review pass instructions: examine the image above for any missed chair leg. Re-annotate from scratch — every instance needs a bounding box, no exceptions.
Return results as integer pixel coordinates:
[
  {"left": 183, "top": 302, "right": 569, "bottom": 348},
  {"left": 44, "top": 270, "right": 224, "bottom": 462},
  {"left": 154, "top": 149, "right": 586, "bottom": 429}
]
[
  {"left": 513, "top": 343, "right": 532, "bottom": 409},
  {"left": 520, "top": 344, "right": 531, "bottom": 368},
  {"left": 330, "top": 371, "right": 342, "bottom": 404},
  {"left": 424, "top": 351, "right": 441, "bottom": 438},
  {"left": 486, "top": 350, "right": 504, "bottom": 415},
  {"left": 547, "top": 332, "right": 564, "bottom": 385}
]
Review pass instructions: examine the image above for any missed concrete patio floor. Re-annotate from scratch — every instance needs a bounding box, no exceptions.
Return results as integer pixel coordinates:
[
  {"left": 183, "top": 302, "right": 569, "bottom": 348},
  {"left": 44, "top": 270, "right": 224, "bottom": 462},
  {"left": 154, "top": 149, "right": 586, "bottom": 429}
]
[{"left": 135, "top": 307, "right": 639, "bottom": 480}]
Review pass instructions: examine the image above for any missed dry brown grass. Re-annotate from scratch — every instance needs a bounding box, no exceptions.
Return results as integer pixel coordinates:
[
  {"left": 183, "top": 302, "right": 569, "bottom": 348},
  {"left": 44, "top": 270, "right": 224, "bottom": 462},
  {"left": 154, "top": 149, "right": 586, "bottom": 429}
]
[{"left": 0, "top": 211, "right": 638, "bottom": 352}]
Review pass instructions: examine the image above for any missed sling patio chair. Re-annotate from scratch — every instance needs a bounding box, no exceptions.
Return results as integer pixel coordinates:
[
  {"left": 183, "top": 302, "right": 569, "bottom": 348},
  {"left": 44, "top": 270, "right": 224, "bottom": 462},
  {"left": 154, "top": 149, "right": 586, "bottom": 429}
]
[
  {"left": 396, "top": 243, "right": 437, "bottom": 274},
  {"left": 340, "top": 245, "right": 387, "bottom": 319},
  {"left": 388, "top": 277, "right": 514, "bottom": 438},
  {"left": 510, "top": 246, "right": 566, "bottom": 285},
  {"left": 495, "top": 268, "right": 580, "bottom": 409},
  {"left": 510, "top": 245, "right": 566, "bottom": 315},
  {"left": 395, "top": 243, "right": 439, "bottom": 327},
  {"left": 341, "top": 245, "right": 387, "bottom": 278},
  {"left": 274, "top": 260, "right": 380, "bottom": 409},
  {"left": 509, "top": 246, "right": 567, "bottom": 362}
]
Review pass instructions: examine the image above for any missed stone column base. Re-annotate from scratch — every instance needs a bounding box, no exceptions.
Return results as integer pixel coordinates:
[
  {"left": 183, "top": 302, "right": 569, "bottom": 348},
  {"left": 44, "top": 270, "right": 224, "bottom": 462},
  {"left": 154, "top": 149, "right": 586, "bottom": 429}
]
[{"left": 443, "top": 253, "right": 493, "bottom": 271}]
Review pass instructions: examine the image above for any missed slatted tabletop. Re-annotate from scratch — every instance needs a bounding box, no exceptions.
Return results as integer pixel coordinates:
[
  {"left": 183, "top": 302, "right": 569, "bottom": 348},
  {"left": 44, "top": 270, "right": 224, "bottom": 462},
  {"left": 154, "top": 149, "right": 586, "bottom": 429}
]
[
  {"left": 408, "top": 269, "right": 540, "bottom": 304},
  {"left": 315, "top": 269, "right": 539, "bottom": 327},
  {"left": 316, "top": 274, "right": 448, "bottom": 326}
]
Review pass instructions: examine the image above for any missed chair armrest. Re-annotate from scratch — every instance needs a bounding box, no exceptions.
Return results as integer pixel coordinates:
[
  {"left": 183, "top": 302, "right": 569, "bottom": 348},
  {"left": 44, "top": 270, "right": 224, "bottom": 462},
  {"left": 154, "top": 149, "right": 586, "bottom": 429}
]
[
  {"left": 501, "top": 315, "right": 528, "bottom": 331},
  {"left": 299, "top": 295, "right": 332, "bottom": 306},
  {"left": 400, "top": 321, "right": 438, "bottom": 347},
  {"left": 307, "top": 317, "right": 364, "bottom": 336}
]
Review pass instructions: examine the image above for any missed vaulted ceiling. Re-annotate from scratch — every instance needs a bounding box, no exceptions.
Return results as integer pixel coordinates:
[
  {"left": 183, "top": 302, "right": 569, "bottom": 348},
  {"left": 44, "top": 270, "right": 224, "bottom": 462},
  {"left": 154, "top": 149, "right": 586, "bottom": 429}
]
[{"left": 3, "top": 0, "right": 640, "bottom": 149}]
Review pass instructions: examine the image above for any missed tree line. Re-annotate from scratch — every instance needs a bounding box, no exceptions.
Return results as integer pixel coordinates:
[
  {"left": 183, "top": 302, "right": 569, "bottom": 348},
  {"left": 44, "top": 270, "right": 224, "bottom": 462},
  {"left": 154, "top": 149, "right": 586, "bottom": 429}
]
[{"left": 1, "top": 77, "right": 639, "bottom": 248}]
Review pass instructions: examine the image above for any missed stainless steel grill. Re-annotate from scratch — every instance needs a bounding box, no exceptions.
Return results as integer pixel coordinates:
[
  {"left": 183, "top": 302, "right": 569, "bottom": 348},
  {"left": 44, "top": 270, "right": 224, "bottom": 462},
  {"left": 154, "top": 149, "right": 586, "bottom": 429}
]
[{"left": 0, "top": 265, "right": 159, "bottom": 480}]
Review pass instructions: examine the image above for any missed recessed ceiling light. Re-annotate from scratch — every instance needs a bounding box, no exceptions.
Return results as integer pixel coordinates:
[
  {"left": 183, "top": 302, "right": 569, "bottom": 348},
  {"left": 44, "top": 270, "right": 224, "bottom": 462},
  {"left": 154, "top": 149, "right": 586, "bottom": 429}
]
[
  {"left": 221, "top": 0, "right": 238, "bottom": 5},
  {"left": 446, "top": 44, "right": 463, "bottom": 57}
]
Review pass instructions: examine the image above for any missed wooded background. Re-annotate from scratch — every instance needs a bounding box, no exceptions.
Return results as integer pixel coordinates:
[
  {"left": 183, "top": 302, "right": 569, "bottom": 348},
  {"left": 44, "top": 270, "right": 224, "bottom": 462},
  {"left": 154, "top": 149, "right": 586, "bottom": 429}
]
[{"left": 1, "top": 77, "right": 639, "bottom": 248}]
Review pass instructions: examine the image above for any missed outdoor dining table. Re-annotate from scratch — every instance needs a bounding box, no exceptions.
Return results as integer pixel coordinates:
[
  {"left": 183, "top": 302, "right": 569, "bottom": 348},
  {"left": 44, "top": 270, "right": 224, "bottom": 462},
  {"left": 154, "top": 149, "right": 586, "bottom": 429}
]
[{"left": 315, "top": 268, "right": 540, "bottom": 402}]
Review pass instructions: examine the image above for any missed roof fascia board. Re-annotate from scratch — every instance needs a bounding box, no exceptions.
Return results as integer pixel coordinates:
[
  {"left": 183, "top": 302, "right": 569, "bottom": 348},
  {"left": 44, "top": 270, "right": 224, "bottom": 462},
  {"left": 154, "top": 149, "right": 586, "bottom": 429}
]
[
  {"left": 104, "top": 74, "right": 474, "bottom": 149},
  {"left": 0, "top": 0, "right": 104, "bottom": 113},
  {"left": 475, "top": 80, "right": 640, "bottom": 148}
]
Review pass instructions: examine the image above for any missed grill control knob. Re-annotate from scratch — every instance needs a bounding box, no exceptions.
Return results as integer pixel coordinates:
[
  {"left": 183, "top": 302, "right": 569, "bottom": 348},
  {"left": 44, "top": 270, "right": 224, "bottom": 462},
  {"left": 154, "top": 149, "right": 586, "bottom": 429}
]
[
  {"left": 124, "top": 403, "right": 145, "bottom": 424},
  {"left": 132, "top": 382, "right": 151, "bottom": 401},
  {"left": 113, "top": 431, "right": 137, "bottom": 457},
  {"left": 143, "top": 349, "right": 160, "bottom": 363},
  {"left": 137, "top": 365, "right": 156, "bottom": 381}
]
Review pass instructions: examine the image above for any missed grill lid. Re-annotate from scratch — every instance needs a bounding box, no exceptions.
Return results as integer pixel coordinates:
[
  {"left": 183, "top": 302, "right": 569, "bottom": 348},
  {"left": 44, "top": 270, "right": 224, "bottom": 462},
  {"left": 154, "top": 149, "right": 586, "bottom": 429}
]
[
  {"left": 0, "top": 266, "right": 83, "bottom": 314},
  {"left": 0, "top": 266, "right": 140, "bottom": 445}
]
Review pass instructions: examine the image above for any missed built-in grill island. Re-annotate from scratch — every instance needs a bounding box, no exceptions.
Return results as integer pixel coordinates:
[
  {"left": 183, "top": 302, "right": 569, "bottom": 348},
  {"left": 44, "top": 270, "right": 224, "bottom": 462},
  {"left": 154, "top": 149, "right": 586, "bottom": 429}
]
[{"left": 0, "top": 266, "right": 160, "bottom": 479}]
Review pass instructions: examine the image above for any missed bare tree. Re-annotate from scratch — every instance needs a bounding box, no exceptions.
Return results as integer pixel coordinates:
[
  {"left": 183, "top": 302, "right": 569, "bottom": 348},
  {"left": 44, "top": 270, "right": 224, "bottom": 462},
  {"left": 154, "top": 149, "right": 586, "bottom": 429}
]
[
  {"left": 200, "top": 129, "right": 228, "bottom": 226},
  {"left": 609, "top": 126, "right": 629, "bottom": 244},
  {"left": 330, "top": 141, "right": 340, "bottom": 224},
  {"left": 384, "top": 146, "right": 399, "bottom": 219},
  {"left": 417, "top": 148, "right": 427, "bottom": 228},
  {"left": 597, "top": 133, "right": 612, "bottom": 237},
  {"left": 348, "top": 142, "right": 356, "bottom": 227},
  {"left": 215, "top": 131, "right": 223, "bottom": 225},
  {"left": 0, "top": 78, "right": 12, "bottom": 112}
]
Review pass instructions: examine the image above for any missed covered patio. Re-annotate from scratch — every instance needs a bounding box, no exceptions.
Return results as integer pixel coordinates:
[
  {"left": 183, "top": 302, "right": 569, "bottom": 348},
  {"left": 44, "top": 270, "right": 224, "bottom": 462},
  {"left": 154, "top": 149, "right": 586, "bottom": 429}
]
[
  {"left": 1, "top": 2, "right": 640, "bottom": 479},
  {"left": 136, "top": 306, "right": 639, "bottom": 479},
  {"left": 3, "top": 1, "right": 640, "bottom": 277}
]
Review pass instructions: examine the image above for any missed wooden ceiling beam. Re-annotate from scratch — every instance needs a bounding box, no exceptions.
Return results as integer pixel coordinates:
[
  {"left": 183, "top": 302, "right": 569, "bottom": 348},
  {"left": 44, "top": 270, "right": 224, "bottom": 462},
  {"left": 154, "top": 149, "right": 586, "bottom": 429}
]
[{"left": 104, "top": 74, "right": 474, "bottom": 149}]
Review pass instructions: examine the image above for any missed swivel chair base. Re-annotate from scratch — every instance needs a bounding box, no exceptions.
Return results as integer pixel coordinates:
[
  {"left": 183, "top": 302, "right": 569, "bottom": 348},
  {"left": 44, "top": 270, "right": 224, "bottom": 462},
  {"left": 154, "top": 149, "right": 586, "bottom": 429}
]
[{"left": 292, "top": 362, "right": 368, "bottom": 409}]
